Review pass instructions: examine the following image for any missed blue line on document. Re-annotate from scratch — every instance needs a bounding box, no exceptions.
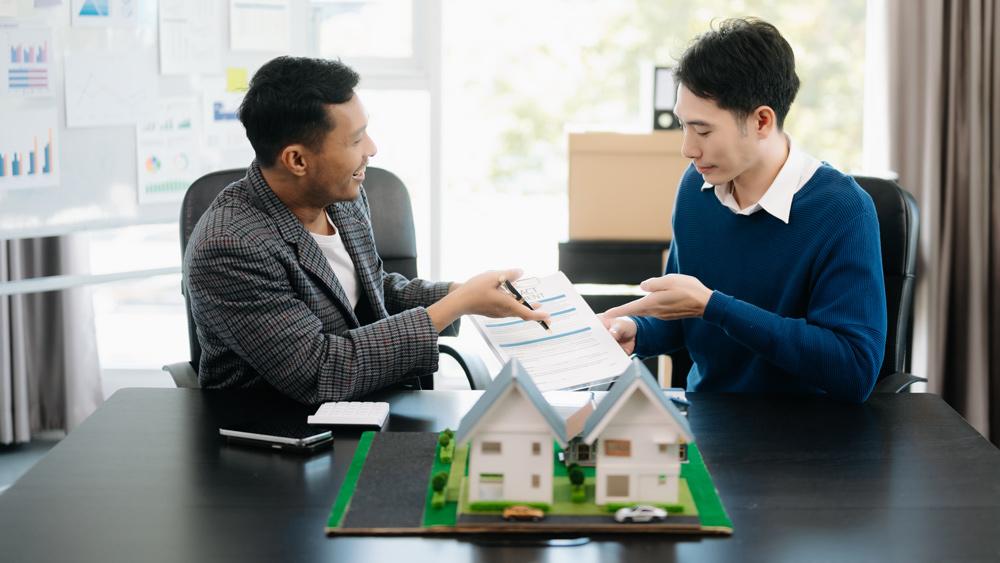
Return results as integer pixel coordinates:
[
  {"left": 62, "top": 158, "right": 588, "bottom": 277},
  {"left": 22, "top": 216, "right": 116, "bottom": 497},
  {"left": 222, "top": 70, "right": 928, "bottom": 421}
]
[
  {"left": 484, "top": 307, "right": 576, "bottom": 328},
  {"left": 537, "top": 294, "right": 566, "bottom": 303},
  {"left": 499, "top": 327, "right": 590, "bottom": 348}
]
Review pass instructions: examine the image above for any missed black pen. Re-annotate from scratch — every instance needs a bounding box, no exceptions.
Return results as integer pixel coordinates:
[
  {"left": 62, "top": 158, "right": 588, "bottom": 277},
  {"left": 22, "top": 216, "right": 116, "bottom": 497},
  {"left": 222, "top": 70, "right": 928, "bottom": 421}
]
[{"left": 500, "top": 278, "right": 550, "bottom": 331}]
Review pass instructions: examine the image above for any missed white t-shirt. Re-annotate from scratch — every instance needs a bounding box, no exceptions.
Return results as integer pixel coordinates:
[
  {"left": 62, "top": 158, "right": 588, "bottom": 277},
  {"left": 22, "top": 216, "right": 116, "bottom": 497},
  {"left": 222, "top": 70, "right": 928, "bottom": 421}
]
[{"left": 309, "top": 213, "right": 361, "bottom": 309}]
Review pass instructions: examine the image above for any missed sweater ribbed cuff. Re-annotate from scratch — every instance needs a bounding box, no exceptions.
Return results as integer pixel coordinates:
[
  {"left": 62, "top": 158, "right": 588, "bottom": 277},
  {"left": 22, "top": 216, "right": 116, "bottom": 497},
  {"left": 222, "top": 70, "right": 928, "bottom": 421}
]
[{"left": 702, "top": 290, "right": 732, "bottom": 327}]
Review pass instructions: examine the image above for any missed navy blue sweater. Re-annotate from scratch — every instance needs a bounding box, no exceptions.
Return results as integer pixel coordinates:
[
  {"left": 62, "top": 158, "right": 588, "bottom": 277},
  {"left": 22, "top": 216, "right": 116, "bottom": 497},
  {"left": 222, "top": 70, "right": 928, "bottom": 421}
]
[{"left": 633, "top": 164, "right": 887, "bottom": 403}]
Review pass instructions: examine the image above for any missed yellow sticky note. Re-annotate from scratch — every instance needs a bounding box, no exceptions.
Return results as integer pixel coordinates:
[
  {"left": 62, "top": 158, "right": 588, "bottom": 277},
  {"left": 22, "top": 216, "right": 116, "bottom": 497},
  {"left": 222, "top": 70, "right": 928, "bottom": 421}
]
[{"left": 226, "top": 68, "right": 249, "bottom": 93}]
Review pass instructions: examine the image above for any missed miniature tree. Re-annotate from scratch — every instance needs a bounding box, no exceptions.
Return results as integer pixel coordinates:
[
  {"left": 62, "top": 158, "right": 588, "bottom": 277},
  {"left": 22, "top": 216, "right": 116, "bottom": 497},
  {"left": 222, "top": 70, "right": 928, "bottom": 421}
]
[
  {"left": 438, "top": 430, "right": 455, "bottom": 463},
  {"left": 569, "top": 467, "right": 586, "bottom": 503},
  {"left": 432, "top": 471, "right": 448, "bottom": 492},
  {"left": 431, "top": 470, "right": 448, "bottom": 509}
]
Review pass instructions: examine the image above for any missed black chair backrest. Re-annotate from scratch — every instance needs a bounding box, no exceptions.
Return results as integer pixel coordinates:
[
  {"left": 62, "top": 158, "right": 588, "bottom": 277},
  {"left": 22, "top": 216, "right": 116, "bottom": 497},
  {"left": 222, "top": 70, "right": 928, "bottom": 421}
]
[
  {"left": 852, "top": 175, "right": 920, "bottom": 381},
  {"left": 179, "top": 166, "right": 418, "bottom": 372}
]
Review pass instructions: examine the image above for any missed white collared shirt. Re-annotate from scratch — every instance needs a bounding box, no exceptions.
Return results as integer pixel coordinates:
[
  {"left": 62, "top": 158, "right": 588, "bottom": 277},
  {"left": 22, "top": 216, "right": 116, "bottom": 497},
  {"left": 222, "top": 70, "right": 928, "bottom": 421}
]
[
  {"left": 701, "top": 138, "right": 822, "bottom": 224},
  {"left": 309, "top": 213, "right": 361, "bottom": 308}
]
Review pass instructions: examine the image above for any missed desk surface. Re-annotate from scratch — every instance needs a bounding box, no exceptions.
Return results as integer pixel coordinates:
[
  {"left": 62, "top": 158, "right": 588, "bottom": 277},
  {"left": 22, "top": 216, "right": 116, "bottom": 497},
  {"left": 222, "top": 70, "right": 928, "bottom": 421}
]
[{"left": 1, "top": 389, "right": 998, "bottom": 562}]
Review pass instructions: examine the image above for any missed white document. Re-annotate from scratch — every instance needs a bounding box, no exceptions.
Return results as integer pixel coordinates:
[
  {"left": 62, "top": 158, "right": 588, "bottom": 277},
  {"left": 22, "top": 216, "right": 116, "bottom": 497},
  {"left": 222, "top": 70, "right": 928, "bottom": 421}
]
[
  {"left": 64, "top": 52, "right": 156, "bottom": 128},
  {"left": 0, "top": 106, "right": 60, "bottom": 191},
  {"left": 471, "top": 272, "right": 631, "bottom": 392},
  {"left": 136, "top": 97, "right": 201, "bottom": 204},
  {"left": 158, "top": 0, "right": 221, "bottom": 75},
  {"left": 229, "top": 0, "right": 289, "bottom": 52},
  {"left": 0, "top": 25, "right": 53, "bottom": 98},
  {"left": 71, "top": 0, "right": 138, "bottom": 27}
]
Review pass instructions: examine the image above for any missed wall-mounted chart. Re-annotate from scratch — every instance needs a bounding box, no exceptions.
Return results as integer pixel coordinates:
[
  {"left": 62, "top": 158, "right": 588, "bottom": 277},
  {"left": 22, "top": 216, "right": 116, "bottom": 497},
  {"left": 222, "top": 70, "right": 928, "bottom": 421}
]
[
  {"left": 0, "top": 107, "right": 60, "bottom": 191},
  {"left": 71, "top": 0, "right": 138, "bottom": 27},
  {"left": 0, "top": 25, "right": 53, "bottom": 98},
  {"left": 136, "top": 97, "right": 200, "bottom": 204}
]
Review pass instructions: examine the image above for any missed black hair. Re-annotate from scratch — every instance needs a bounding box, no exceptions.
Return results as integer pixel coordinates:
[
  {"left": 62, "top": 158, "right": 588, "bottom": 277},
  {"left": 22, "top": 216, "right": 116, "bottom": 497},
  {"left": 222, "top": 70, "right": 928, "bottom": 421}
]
[
  {"left": 674, "top": 18, "right": 800, "bottom": 129},
  {"left": 239, "top": 56, "right": 360, "bottom": 167}
]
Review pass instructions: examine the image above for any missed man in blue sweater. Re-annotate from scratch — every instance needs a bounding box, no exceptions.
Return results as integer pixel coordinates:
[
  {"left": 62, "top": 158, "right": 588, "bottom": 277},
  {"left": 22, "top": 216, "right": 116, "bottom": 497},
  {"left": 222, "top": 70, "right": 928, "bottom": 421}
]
[{"left": 601, "top": 18, "right": 886, "bottom": 403}]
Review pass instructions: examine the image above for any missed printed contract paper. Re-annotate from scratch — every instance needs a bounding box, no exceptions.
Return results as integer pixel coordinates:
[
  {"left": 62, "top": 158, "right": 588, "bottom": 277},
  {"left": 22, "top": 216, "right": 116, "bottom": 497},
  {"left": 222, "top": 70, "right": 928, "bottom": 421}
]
[{"left": 471, "top": 272, "right": 631, "bottom": 391}]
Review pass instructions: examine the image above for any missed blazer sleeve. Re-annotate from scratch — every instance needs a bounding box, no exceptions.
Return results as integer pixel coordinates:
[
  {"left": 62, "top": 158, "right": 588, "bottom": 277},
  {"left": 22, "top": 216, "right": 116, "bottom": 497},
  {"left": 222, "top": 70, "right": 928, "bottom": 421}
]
[{"left": 187, "top": 235, "right": 442, "bottom": 404}]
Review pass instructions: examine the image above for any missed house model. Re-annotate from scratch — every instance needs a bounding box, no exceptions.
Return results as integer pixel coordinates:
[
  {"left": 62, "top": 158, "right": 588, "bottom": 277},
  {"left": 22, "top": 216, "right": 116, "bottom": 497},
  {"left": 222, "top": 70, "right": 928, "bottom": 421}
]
[
  {"left": 581, "top": 359, "right": 693, "bottom": 505},
  {"left": 456, "top": 357, "right": 694, "bottom": 507},
  {"left": 456, "top": 359, "right": 568, "bottom": 504}
]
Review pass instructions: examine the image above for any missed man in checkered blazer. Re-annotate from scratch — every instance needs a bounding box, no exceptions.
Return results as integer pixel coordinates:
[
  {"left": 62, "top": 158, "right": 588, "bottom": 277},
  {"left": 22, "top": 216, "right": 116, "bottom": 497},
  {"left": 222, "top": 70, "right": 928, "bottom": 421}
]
[{"left": 184, "top": 57, "right": 548, "bottom": 404}]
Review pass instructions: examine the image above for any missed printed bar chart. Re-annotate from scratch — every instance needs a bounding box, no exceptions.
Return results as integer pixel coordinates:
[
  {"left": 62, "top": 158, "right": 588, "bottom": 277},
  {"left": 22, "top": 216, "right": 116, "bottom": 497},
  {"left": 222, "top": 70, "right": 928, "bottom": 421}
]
[{"left": 0, "top": 108, "right": 59, "bottom": 190}]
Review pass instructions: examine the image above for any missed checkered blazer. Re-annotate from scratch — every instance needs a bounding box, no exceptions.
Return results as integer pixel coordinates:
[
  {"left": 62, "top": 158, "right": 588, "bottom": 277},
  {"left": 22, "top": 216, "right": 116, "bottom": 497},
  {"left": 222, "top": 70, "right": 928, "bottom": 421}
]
[{"left": 183, "top": 162, "right": 450, "bottom": 404}]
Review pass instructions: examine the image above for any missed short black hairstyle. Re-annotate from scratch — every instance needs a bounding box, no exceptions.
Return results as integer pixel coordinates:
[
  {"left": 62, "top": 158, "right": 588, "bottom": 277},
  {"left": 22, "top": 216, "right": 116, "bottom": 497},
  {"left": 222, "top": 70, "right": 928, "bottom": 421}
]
[
  {"left": 239, "top": 56, "right": 360, "bottom": 167},
  {"left": 674, "top": 18, "right": 800, "bottom": 129}
]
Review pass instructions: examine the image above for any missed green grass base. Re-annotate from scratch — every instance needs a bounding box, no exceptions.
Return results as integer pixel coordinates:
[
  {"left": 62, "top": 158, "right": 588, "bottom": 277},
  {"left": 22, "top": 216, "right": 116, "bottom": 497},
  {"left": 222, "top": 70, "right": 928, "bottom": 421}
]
[
  {"left": 327, "top": 431, "right": 375, "bottom": 528},
  {"left": 329, "top": 434, "right": 731, "bottom": 533},
  {"left": 421, "top": 436, "right": 460, "bottom": 527},
  {"left": 680, "top": 443, "right": 733, "bottom": 529}
]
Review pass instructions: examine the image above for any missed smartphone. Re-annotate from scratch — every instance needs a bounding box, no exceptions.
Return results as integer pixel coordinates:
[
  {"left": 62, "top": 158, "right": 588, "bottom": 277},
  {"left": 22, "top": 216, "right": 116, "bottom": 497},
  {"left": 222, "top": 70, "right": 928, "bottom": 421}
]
[{"left": 219, "top": 422, "right": 333, "bottom": 454}]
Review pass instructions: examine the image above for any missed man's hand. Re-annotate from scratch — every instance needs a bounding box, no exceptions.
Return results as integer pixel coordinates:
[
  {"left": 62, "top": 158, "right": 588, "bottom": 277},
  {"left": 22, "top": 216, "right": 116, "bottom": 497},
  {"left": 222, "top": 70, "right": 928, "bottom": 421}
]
[
  {"left": 602, "top": 274, "right": 713, "bottom": 321},
  {"left": 598, "top": 313, "right": 637, "bottom": 355},
  {"left": 428, "top": 269, "right": 551, "bottom": 332}
]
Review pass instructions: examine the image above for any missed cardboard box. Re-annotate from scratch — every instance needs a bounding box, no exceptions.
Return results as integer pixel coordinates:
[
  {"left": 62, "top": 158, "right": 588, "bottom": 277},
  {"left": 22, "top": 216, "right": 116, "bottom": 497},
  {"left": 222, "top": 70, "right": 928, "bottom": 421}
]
[{"left": 568, "top": 131, "right": 688, "bottom": 241}]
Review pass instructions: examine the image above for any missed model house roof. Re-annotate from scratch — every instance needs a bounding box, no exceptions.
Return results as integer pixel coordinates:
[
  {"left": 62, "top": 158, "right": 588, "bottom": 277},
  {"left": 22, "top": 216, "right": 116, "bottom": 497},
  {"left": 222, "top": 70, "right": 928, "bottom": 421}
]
[
  {"left": 456, "top": 358, "right": 568, "bottom": 447},
  {"left": 581, "top": 359, "right": 693, "bottom": 445}
]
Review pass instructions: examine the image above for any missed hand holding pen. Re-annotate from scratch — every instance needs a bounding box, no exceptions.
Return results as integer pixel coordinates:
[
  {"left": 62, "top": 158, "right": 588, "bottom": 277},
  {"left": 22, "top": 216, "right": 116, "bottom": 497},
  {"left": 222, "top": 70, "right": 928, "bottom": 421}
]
[{"left": 499, "top": 276, "right": 551, "bottom": 331}]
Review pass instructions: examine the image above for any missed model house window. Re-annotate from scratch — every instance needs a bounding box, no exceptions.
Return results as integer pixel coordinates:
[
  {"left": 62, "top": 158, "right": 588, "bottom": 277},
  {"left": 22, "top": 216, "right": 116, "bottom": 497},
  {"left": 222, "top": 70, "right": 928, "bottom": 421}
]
[
  {"left": 658, "top": 443, "right": 668, "bottom": 454},
  {"left": 532, "top": 474, "right": 540, "bottom": 488},
  {"left": 679, "top": 443, "right": 688, "bottom": 462},
  {"left": 606, "top": 475, "right": 629, "bottom": 497},
  {"left": 659, "top": 474, "right": 667, "bottom": 485},
  {"left": 482, "top": 441, "right": 501, "bottom": 454},
  {"left": 532, "top": 442, "right": 541, "bottom": 455},
  {"left": 578, "top": 443, "right": 591, "bottom": 461},
  {"left": 604, "top": 439, "right": 631, "bottom": 457}
]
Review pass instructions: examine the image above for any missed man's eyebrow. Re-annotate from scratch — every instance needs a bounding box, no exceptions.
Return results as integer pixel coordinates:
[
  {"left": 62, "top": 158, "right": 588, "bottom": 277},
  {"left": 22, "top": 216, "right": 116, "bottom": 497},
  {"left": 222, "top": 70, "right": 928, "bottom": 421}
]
[{"left": 679, "top": 119, "right": 712, "bottom": 128}]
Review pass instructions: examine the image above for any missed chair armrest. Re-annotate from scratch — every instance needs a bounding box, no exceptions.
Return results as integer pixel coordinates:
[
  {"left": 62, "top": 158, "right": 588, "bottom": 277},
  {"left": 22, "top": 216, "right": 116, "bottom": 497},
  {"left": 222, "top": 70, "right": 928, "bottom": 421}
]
[
  {"left": 438, "top": 337, "right": 491, "bottom": 390},
  {"left": 439, "top": 317, "right": 461, "bottom": 338},
  {"left": 873, "top": 372, "right": 927, "bottom": 394},
  {"left": 162, "top": 361, "right": 200, "bottom": 389}
]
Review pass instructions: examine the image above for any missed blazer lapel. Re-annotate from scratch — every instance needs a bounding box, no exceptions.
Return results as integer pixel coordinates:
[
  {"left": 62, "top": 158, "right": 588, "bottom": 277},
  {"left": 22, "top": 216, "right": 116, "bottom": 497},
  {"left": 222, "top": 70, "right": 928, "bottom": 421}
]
[
  {"left": 245, "top": 161, "right": 360, "bottom": 327},
  {"left": 296, "top": 232, "right": 360, "bottom": 327},
  {"left": 330, "top": 201, "right": 388, "bottom": 321}
]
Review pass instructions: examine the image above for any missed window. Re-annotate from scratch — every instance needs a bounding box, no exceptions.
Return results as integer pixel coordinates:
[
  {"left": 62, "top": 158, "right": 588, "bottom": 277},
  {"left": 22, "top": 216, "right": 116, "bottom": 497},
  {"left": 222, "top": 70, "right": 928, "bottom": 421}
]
[
  {"left": 531, "top": 474, "right": 540, "bottom": 488},
  {"left": 481, "top": 441, "right": 501, "bottom": 454},
  {"left": 577, "top": 443, "right": 591, "bottom": 461},
  {"left": 679, "top": 443, "right": 688, "bottom": 462},
  {"left": 658, "top": 443, "right": 669, "bottom": 454},
  {"left": 604, "top": 439, "right": 631, "bottom": 457},
  {"left": 441, "top": 1, "right": 866, "bottom": 280},
  {"left": 532, "top": 442, "right": 541, "bottom": 455},
  {"left": 606, "top": 475, "right": 630, "bottom": 497},
  {"left": 658, "top": 474, "right": 667, "bottom": 485}
]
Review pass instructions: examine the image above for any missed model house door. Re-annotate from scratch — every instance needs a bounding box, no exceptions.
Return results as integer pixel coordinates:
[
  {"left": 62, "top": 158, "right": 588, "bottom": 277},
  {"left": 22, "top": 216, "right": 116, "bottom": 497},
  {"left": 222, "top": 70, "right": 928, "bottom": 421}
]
[{"left": 478, "top": 473, "right": 504, "bottom": 500}]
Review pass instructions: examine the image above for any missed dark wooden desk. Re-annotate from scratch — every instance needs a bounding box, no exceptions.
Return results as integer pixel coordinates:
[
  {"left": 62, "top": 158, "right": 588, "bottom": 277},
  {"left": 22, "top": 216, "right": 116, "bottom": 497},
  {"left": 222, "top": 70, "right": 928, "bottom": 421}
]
[{"left": 1, "top": 389, "right": 998, "bottom": 562}]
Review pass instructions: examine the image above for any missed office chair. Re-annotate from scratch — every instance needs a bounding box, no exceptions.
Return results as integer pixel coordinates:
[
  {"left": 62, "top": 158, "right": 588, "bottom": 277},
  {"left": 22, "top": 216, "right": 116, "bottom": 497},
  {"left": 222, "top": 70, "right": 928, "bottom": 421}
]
[
  {"left": 852, "top": 175, "right": 926, "bottom": 393},
  {"left": 659, "top": 177, "right": 925, "bottom": 395},
  {"left": 162, "top": 166, "right": 491, "bottom": 391}
]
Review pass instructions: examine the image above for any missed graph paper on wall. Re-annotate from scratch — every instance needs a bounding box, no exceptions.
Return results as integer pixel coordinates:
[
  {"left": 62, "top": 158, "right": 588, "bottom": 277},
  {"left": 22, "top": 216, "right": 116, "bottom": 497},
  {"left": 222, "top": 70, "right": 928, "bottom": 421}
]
[
  {"left": 0, "top": 107, "right": 60, "bottom": 191},
  {"left": 0, "top": 26, "right": 52, "bottom": 97}
]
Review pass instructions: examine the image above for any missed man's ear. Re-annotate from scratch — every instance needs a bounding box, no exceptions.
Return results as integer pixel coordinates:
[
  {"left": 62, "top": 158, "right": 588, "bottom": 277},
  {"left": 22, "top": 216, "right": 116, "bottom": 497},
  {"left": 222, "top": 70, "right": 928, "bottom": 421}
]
[
  {"left": 752, "top": 105, "right": 778, "bottom": 138},
  {"left": 277, "top": 145, "right": 308, "bottom": 177}
]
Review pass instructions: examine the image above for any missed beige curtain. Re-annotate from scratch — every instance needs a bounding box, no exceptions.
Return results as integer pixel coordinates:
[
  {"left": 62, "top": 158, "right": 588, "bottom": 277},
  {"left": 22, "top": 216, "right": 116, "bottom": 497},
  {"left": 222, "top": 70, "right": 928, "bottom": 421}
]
[
  {"left": 0, "top": 236, "right": 103, "bottom": 445},
  {"left": 887, "top": 0, "right": 998, "bottom": 442}
]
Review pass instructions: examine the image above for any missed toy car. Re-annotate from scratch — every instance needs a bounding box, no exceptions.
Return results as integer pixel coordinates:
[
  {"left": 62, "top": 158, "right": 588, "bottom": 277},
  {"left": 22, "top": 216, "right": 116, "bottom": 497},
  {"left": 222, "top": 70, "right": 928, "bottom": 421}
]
[
  {"left": 502, "top": 505, "right": 545, "bottom": 522},
  {"left": 614, "top": 505, "right": 668, "bottom": 523}
]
